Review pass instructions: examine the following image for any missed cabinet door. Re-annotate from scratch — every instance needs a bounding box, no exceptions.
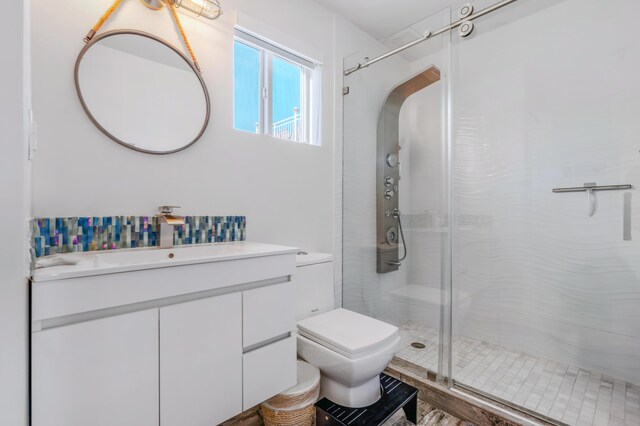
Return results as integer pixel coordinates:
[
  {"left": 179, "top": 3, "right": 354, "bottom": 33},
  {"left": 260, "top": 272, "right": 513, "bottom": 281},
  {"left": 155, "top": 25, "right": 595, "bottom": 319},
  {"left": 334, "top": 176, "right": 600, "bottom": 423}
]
[
  {"left": 243, "top": 281, "right": 295, "bottom": 348},
  {"left": 32, "top": 309, "right": 159, "bottom": 426},
  {"left": 243, "top": 336, "right": 297, "bottom": 410},
  {"left": 160, "top": 293, "right": 242, "bottom": 426}
]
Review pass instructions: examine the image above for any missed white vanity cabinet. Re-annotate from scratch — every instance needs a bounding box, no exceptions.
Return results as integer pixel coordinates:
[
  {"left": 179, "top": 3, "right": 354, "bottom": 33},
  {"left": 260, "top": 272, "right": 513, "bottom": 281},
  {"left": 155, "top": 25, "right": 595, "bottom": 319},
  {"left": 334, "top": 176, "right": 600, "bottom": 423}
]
[
  {"left": 31, "top": 243, "right": 298, "bottom": 426},
  {"left": 160, "top": 293, "right": 243, "bottom": 426},
  {"left": 242, "top": 282, "right": 297, "bottom": 410},
  {"left": 31, "top": 309, "right": 160, "bottom": 426}
]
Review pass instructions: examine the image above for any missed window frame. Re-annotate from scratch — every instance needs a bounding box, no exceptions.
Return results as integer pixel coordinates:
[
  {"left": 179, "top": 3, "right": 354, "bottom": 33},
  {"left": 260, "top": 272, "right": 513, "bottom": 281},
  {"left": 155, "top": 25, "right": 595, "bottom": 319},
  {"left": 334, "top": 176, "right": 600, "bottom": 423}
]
[{"left": 233, "top": 29, "right": 319, "bottom": 145}]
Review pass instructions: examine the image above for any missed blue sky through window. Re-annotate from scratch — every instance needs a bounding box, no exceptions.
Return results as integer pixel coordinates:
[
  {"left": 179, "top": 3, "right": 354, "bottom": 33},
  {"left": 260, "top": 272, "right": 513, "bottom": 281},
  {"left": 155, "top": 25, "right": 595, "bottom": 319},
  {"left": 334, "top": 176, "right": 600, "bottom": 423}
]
[
  {"left": 233, "top": 41, "right": 260, "bottom": 133},
  {"left": 272, "top": 57, "right": 301, "bottom": 124},
  {"left": 234, "top": 40, "right": 302, "bottom": 134}
]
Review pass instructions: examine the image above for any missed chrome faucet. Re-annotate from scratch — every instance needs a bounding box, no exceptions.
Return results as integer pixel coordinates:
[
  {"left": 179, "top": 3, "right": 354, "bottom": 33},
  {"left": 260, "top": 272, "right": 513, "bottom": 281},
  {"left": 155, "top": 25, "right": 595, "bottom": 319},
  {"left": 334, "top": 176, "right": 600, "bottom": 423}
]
[{"left": 156, "top": 206, "right": 185, "bottom": 249}]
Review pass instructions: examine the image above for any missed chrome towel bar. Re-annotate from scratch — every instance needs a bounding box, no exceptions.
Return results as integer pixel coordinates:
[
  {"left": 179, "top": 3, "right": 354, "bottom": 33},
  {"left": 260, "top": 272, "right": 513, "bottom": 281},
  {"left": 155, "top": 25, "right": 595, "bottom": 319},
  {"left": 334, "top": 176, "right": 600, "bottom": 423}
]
[
  {"left": 552, "top": 183, "right": 632, "bottom": 193},
  {"left": 553, "top": 183, "right": 632, "bottom": 218}
]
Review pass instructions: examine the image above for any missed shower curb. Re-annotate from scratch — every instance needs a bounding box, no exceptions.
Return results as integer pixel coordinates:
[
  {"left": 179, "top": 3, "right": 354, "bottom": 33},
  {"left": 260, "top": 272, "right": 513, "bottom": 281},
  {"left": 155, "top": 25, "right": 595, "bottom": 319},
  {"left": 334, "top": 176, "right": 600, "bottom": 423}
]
[{"left": 385, "top": 358, "right": 560, "bottom": 426}]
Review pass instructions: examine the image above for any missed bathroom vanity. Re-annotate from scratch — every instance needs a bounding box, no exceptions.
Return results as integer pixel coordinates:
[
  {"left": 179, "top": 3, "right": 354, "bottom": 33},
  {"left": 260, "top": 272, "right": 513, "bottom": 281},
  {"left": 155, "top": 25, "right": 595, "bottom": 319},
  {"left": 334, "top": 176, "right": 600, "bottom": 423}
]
[{"left": 30, "top": 242, "right": 298, "bottom": 426}]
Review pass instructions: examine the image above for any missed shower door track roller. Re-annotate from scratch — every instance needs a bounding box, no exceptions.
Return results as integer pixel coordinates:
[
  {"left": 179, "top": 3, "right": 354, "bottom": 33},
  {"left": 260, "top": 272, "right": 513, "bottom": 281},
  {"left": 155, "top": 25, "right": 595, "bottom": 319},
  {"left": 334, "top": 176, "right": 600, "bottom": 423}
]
[{"left": 343, "top": 0, "right": 520, "bottom": 76}]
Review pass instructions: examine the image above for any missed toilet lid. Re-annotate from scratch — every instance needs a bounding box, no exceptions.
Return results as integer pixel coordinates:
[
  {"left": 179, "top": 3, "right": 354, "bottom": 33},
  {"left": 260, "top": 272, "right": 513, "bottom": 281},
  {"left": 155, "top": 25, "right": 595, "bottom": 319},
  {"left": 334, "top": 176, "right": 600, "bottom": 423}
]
[{"left": 297, "top": 309, "right": 398, "bottom": 359}]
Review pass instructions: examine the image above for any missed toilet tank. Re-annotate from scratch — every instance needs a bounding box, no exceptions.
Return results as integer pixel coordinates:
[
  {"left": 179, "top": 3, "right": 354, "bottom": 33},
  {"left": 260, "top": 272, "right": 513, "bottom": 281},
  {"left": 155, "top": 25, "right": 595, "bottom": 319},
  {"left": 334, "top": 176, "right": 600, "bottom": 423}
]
[{"left": 295, "top": 252, "right": 334, "bottom": 321}]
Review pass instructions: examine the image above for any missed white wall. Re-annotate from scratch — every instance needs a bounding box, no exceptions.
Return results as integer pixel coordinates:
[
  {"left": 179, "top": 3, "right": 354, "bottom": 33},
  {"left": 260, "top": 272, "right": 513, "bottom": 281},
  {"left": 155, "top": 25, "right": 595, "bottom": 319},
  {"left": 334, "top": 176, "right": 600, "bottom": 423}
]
[
  {"left": 0, "top": 1, "right": 29, "bottom": 425},
  {"left": 31, "top": 0, "right": 338, "bottom": 253}
]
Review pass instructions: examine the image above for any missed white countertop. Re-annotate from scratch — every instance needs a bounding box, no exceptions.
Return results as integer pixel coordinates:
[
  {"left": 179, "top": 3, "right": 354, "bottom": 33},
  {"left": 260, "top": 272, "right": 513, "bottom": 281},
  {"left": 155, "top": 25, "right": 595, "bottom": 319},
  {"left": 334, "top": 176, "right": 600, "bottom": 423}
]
[{"left": 32, "top": 241, "right": 299, "bottom": 282}]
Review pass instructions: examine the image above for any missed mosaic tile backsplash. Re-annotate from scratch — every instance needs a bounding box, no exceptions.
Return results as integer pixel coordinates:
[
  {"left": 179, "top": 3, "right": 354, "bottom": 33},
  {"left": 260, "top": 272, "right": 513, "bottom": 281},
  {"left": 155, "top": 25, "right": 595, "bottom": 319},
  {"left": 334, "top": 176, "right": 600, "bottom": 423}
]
[{"left": 31, "top": 216, "right": 246, "bottom": 258}]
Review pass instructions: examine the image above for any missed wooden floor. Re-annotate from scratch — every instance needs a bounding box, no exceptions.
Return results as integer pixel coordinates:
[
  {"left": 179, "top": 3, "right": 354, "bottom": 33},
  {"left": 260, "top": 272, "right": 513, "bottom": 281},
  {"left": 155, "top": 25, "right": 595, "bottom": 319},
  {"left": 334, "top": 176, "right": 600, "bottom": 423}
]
[
  {"left": 222, "top": 398, "right": 469, "bottom": 426},
  {"left": 397, "top": 322, "right": 640, "bottom": 426},
  {"left": 386, "top": 399, "right": 473, "bottom": 426}
]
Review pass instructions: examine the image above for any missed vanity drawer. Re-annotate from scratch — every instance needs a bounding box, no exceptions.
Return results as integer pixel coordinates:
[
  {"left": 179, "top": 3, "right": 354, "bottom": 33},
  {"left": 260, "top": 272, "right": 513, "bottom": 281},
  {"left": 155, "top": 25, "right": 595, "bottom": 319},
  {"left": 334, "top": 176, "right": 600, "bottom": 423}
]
[
  {"left": 32, "top": 253, "right": 295, "bottom": 322},
  {"left": 243, "top": 281, "right": 295, "bottom": 348},
  {"left": 242, "top": 336, "right": 296, "bottom": 410}
]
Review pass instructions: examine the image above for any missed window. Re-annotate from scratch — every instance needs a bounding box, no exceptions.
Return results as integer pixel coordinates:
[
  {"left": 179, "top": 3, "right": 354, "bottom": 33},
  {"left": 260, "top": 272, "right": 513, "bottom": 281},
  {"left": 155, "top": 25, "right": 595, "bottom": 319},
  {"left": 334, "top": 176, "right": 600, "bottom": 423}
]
[
  {"left": 233, "top": 41, "right": 260, "bottom": 133},
  {"left": 233, "top": 29, "right": 320, "bottom": 144}
]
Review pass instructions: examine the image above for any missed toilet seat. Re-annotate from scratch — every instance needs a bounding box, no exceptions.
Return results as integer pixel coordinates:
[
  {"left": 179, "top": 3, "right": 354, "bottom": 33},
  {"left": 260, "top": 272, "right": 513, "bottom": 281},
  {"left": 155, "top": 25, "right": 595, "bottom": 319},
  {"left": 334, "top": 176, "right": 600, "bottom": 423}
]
[{"left": 297, "top": 308, "right": 398, "bottom": 360}]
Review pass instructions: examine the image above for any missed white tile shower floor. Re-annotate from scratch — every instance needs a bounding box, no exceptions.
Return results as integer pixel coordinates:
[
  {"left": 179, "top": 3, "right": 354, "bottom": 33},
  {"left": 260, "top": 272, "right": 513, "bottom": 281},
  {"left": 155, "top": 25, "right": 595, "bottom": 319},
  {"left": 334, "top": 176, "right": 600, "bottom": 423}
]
[{"left": 397, "top": 322, "right": 640, "bottom": 426}]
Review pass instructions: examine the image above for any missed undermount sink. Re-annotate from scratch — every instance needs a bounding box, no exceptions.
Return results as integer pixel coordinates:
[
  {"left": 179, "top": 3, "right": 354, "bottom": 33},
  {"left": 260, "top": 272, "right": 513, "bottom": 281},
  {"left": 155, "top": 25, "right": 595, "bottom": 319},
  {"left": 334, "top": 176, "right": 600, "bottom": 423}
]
[{"left": 32, "top": 242, "right": 299, "bottom": 282}]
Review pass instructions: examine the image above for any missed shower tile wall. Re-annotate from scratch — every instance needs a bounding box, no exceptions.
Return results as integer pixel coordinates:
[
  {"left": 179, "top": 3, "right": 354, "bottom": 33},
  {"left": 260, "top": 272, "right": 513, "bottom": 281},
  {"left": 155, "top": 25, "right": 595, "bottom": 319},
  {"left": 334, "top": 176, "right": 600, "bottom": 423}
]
[{"left": 401, "top": 84, "right": 447, "bottom": 327}]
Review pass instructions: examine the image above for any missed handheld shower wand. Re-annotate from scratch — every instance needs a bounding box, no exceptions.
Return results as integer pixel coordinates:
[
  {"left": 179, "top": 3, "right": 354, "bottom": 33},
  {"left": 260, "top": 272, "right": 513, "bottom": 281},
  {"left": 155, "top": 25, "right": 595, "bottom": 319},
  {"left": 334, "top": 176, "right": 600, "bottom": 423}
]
[{"left": 387, "top": 209, "right": 407, "bottom": 266}]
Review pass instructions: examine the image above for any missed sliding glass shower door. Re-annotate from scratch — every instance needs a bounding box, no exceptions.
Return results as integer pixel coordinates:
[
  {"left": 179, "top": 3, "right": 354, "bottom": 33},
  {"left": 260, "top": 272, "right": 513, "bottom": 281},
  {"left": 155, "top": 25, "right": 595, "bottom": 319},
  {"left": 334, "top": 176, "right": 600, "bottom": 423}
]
[
  {"left": 342, "top": 1, "right": 640, "bottom": 425},
  {"left": 450, "top": 1, "right": 640, "bottom": 424}
]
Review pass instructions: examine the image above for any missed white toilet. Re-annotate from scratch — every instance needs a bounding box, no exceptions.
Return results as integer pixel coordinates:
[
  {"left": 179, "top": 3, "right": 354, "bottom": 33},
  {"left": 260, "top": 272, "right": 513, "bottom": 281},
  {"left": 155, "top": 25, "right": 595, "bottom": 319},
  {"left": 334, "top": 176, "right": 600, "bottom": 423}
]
[{"left": 295, "top": 252, "right": 400, "bottom": 408}]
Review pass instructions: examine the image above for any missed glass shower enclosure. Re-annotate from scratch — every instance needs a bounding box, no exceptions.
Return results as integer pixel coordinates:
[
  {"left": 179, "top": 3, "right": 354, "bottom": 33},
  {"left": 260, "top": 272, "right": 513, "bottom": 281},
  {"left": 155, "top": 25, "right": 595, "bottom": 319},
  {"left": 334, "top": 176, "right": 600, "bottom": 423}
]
[
  {"left": 342, "top": 1, "right": 640, "bottom": 425},
  {"left": 343, "top": 5, "right": 452, "bottom": 378}
]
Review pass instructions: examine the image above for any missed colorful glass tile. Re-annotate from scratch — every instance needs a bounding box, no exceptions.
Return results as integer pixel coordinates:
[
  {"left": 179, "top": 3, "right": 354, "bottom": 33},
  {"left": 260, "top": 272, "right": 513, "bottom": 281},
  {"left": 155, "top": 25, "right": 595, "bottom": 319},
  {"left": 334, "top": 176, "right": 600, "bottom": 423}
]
[{"left": 31, "top": 216, "right": 247, "bottom": 258}]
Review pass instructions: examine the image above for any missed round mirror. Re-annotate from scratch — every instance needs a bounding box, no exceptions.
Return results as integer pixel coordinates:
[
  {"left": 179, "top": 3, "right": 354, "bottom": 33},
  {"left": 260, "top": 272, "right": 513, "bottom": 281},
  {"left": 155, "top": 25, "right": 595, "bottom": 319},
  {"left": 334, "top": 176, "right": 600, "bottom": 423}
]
[{"left": 75, "top": 30, "right": 210, "bottom": 154}]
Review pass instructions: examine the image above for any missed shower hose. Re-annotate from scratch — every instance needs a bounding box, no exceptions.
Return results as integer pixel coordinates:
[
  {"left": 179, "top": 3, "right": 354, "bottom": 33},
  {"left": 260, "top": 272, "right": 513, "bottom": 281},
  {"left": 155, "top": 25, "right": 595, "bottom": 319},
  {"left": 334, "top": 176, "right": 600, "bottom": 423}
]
[{"left": 397, "top": 213, "right": 407, "bottom": 262}]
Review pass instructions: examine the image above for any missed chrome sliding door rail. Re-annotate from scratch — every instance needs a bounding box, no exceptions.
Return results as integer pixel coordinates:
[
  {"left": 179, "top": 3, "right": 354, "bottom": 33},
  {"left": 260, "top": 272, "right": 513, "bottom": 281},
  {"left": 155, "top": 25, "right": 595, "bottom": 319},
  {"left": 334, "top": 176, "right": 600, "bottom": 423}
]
[{"left": 343, "top": 0, "right": 520, "bottom": 76}]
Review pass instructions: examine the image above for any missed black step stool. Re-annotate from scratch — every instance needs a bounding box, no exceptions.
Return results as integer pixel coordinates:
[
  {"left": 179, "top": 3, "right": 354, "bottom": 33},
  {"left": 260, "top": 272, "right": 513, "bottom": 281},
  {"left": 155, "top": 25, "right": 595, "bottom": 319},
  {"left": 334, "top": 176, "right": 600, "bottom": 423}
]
[{"left": 315, "top": 373, "right": 418, "bottom": 425}]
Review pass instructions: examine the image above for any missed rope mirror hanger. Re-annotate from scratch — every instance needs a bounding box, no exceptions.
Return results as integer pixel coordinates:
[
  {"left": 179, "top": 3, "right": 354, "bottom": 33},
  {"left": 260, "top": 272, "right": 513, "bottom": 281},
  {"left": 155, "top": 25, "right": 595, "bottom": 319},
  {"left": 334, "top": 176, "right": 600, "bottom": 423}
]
[{"left": 83, "top": 0, "right": 202, "bottom": 73}]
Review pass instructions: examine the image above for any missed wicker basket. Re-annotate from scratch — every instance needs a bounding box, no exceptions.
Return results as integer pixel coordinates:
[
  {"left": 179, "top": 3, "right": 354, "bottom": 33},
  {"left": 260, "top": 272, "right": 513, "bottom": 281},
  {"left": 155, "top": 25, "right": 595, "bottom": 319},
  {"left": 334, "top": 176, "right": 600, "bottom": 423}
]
[
  {"left": 260, "top": 361, "right": 320, "bottom": 426},
  {"left": 260, "top": 403, "right": 315, "bottom": 426}
]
